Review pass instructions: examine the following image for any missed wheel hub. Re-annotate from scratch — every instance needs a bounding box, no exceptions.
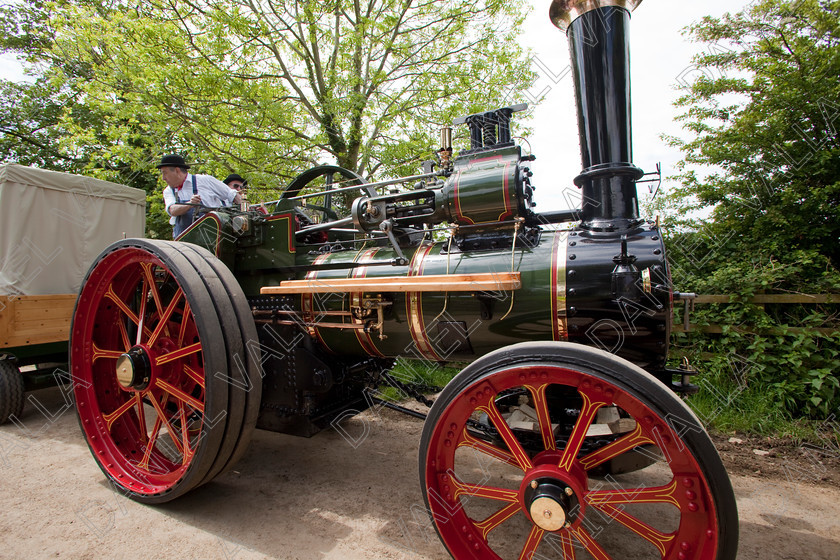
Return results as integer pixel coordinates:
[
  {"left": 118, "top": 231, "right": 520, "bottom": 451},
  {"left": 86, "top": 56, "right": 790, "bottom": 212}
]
[
  {"left": 525, "top": 478, "right": 579, "bottom": 532},
  {"left": 116, "top": 346, "right": 152, "bottom": 390}
]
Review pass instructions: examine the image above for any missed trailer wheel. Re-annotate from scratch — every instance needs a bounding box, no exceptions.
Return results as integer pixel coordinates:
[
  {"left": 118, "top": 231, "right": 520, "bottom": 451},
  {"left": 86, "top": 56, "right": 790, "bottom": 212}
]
[
  {"left": 71, "top": 239, "right": 262, "bottom": 504},
  {"left": 419, "top": 341, "right": 738, "bottom": 560},
  {"left": 0, "top": 359, "right": 25, "bottom": 424}
]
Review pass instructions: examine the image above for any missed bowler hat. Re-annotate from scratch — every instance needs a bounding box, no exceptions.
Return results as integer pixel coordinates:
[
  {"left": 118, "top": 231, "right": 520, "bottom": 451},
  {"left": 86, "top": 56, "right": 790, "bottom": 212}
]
[
  {"left": 156, "top": 154, "right": 191, "bottom": 169},
  {"left": 223, "top": 173, "right": 247, "bottom": 187}
]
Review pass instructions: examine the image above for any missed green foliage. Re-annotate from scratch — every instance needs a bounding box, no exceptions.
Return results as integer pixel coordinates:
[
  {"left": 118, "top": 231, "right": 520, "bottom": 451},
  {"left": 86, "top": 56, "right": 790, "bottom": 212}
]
[
  {"left": 1, "top": 0, "right": 535, "bottom": 228},
  {"left": 145, "top": 193, "right": 172, "bottom": 240},
  {"left": 0, "top": 78, "right": 75, "bottom": 170},
  {"left": 684, "top": 360, "right": 831, "bottom": 441},
  {"left": 677, "top": 319, "right": 840, "bottom": 418},
  {"left": 378, "top": 358, "right": 462, "bottom": 402},
  {"left": 663, "top": 0, "right": 840, "bottom": 254},
  {"left": 667, "top": 230, "right": 840, "bottom": 420},
  {"left": 664, "top": 0, "right": 840, "bottom": 426}
]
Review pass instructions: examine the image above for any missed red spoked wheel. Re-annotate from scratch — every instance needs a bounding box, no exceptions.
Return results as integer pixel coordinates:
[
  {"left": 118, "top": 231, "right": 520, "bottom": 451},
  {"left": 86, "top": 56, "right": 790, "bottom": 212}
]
[
  {"left": 420, "top": 342, "right": 738, "bottom": 560},
  {"left": 71, "top": 239, "right": 261, "bottom": 503}
]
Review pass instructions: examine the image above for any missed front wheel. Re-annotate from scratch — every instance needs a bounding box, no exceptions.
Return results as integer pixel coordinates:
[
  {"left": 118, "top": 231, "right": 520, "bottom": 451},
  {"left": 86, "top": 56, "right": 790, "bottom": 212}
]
[{"left": 419, "top": 341, "right": 738, "bottom": 559}]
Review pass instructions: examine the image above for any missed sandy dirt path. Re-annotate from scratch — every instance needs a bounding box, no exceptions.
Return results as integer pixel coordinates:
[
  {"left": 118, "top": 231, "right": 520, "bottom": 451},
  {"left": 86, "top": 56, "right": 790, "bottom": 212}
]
[{"left": 1, "top": 386, "right": 839, "bottom": 559}]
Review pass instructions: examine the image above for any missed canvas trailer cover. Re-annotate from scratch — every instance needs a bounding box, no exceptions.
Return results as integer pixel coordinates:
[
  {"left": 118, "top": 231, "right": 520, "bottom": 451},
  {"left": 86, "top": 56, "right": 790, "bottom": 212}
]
[{"left": 0, "top": 164, "right": 146, "bottom": 356}]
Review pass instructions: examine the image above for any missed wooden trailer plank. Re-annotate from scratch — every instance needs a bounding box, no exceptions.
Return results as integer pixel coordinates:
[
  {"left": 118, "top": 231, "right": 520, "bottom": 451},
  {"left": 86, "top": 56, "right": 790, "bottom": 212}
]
[
  {"left": 14, "top": 296, "right": 76, "bottom": 321},
  {"left": 0, "top": 294, "right": 77, "bottom": 348},
  {"left": 0, "top": 299, "right": 11, "bottom": 345},
  {"left": 10, "top": 293, "right": 78, "bottom": 308},
  {"left": 260, "top": 272, "right": 522, "bottom": 295},
  {"left": 14, "top": 317, "right": 74, "bottom": 332},
  {"left": 2, "top": 327, "right": 70, "bottom": 348}
]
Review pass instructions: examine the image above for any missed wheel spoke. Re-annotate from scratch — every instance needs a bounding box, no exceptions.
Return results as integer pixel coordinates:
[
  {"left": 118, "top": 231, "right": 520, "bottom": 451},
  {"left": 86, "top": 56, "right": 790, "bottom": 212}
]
[
  {"left": 586, "top": 478, "right": 680, "bottom": 508},
  {"left": 183, "top": 364, "right": 205, "bottom": 390},
  {"left": 177, "top": 300, "right": 192, "bottom": 345},
  {"left": 155, "top": 378, "right": 205, "bottom": 414},
  {"left": 482, "top": 399, "right": 534, "bottom": 472},
  {"left": 177, "top": 403, "right": 195, "bottom": 465},
  {"left": 558, "top": 392, "right": 608, "bottom": 471},
  {"left": 578, "top": 422, "right": 654, "bottom": 471},
  {"left": 118, "top": 320, "right": 132, "bottom": 352},
  {"left": 154, "top": 341, "right": 202, "bottom": 367},
  {"left": 104, "top": 284, "right": 154, "bottom": 339},
  {"left": 526, "top": 383, "right": 556, "bottom": 452},
  {"left": 590, "top": 504, "right": 675, "bottom": 558},
  {"left": 91, "top": 342, "right": 125, "bottom": 363},
  {"left": 559, "top": 533, "right": 577, "bottom": 559},
  {"left": 137, "top": 414, "right": 164, "bottom": 471},
  {"left": 147, "top": 390, "right": 185, "bottom": 455},
  {"left": 146, "top": 288, "right": 185, "bottom": 348},
  {"left": 569, "top": 526, "right": 613, "bottom": 560},
  {"left": 102, "top": 396, "right": 136, "bottom": 431},
  {"left": 140, "top": 262, "right": 164, "bottom": 319},
  {"left": 459, "top": 430, "right": 519, "bottom": 469},
  {"left": 474, "top": 502, "right": 520, "bottom": 540},
  {"left": 449, "top": 475, "right": 519, "bottom": 503},
  {"left": 136, "top": 275, "right": 149, "bottom": 346},
  {"left": 104, "top": 284, "right": 141, "bottom": 325},
  {"left": 518, "top": 525, "right": 545, "bottom": 560},
  {"left": 134, "top": 394, "right": 147, "bottom": 443}
]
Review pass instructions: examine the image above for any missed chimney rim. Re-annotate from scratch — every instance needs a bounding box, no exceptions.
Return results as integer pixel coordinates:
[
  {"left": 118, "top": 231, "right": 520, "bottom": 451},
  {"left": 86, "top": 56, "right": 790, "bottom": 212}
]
[{"left": 549, "top": 0, "right": 642, "bottom": 32}]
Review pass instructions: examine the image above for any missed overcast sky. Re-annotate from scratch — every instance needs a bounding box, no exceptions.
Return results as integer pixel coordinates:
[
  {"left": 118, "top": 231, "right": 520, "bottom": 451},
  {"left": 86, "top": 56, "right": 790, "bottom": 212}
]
[
  {"left": 521, "top": 0, "right": 754, "bottom": 212},
  {"left": 1, "top": 0, "right": 754, "bottom": 212}
]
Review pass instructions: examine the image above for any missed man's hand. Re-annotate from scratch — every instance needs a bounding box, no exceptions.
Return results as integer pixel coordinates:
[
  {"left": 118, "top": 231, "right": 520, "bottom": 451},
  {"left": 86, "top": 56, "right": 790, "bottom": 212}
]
[{"left": 169, "top": 198, "right": 200, "bottom": 217}]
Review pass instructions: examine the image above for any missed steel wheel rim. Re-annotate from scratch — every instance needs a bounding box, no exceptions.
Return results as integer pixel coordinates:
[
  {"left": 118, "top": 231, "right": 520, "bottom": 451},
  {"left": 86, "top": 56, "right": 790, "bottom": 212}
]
[
  {"left": 73, "top": 247, "right": 210, "bottom": 495},
  {"left": 424, "top": 364, "right": 720, "bottom": 560}
]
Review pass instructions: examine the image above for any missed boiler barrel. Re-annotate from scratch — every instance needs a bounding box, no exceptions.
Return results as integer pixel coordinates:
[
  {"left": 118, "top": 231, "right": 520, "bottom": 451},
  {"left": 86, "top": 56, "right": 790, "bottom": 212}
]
[{"left": 259, "top": 225, "right": 671, "bottom": 370}]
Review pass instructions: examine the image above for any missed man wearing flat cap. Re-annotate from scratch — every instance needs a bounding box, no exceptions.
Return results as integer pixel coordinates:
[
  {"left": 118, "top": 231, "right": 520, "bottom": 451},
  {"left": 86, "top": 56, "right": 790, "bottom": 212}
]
[{"left": 158, "top": 154, "right": 241, "bottom": 238}]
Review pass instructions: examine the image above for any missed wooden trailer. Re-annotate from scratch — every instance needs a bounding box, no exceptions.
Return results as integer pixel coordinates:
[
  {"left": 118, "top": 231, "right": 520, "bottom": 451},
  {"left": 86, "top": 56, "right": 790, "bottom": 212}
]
[{"left": 0, "top": 164, "right": 145, "bottom": 423}]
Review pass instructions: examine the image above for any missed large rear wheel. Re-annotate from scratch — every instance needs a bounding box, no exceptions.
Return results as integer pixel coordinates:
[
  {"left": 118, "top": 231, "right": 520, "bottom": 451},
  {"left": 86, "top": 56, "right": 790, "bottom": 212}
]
[
  {"left": 420, "top": 341, "right": 738, "bottom": 559},
  {"left": 71, "top": 239, "right": 261, "bottom": 503}
]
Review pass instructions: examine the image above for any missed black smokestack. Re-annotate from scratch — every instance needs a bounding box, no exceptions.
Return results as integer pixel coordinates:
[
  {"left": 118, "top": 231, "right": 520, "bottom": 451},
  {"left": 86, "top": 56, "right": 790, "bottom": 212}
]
[{"left": 550, "top": 0, "right": 643, "bottom": 231}]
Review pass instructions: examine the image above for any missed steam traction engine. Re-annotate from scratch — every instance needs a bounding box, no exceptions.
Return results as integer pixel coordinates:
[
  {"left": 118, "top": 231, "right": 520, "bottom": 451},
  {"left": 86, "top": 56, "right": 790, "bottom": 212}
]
[{"left": 70, "top": 1, "right": 738, "bottom": 558}]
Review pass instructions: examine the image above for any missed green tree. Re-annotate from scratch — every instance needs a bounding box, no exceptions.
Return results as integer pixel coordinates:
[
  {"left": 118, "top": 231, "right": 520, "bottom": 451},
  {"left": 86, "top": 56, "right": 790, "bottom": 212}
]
[
  {"left": 0, "top": 78, "right": 74, "bottom": 170},
  {"left": 3, "top": 0, "right": 533, "bottom": 184},
  {"left": 1, "top": 0, "right": 169, "bottom": 236},
  {"left": 665, "top": 0, "right": 840, "bottom": 289},
  {"left": 0, "top": 0, "right": 109, "bottom": 173},
  {"left": 662, "top": 0, "right": 840, "bottom": 420},
  {"left": 2, "top": 0, "right": 534, "bottom": 237}
]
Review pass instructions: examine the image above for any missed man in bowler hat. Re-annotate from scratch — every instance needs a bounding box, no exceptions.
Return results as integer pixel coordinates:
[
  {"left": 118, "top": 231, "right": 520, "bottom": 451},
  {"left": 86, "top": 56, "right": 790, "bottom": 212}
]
[
  {"left": 158, "top": 154, "right": 241, "bottom": 238},
  {"left": 223, "top": 172, "right": 251, "bottom": 211},
  {"left": 222, "top": 173, "right": 247, "bottom": 192}
]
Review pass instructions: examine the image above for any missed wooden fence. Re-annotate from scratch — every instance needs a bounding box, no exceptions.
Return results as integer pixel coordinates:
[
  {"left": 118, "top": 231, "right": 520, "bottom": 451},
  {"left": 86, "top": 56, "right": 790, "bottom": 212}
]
[{"left": 672, "top": 294, "right": 840, "bottom": 336}]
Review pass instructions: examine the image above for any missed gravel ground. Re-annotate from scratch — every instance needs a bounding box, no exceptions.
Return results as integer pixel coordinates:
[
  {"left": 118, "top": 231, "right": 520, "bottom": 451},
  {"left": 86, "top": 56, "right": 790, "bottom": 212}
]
[{"left": 1, "top": 386, "right": 839, "bottom": 560}]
